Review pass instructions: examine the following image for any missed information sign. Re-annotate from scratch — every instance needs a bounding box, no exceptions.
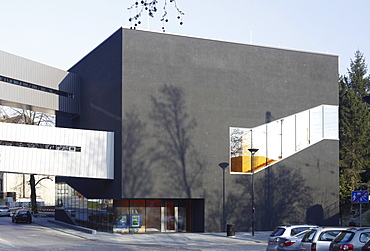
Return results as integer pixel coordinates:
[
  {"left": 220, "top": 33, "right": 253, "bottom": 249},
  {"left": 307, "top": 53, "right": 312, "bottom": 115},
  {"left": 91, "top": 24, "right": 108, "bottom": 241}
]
[{"left": 352, "top": 191, "right": 369, "bottom": 203}]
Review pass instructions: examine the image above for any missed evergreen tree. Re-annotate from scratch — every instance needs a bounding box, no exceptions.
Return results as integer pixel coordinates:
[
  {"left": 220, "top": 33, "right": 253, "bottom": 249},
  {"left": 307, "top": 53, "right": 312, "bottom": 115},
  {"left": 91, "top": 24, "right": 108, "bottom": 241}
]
[
  {"left": 346, "top": 51, "right": 370, "bottom": 97},
  {"left": 339, "top": 51, "right": 370, "bottom": 213}
]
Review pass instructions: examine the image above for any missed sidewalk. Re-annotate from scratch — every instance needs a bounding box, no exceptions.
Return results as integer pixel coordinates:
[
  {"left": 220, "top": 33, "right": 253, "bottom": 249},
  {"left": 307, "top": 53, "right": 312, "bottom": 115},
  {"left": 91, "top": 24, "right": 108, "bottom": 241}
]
[{"left": 32, "top": 216, "right": 269, "bottom": 248}]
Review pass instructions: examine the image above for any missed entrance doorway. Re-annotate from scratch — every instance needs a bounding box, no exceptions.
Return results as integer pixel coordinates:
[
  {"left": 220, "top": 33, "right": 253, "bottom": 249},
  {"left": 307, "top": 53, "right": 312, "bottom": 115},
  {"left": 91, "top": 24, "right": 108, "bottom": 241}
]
[
  {"left": 161, "top": 200, "right": 185, "bottom": 232},
  {"left": 163, "top": 201, "right": 176, "bottom": 232}
]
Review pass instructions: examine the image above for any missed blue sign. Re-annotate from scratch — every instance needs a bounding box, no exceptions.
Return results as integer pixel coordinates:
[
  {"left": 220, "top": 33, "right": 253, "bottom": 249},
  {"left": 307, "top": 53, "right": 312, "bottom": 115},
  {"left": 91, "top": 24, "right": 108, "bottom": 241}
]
[{"left": 352, "top": 191, "right": 369, "bottom": 203}]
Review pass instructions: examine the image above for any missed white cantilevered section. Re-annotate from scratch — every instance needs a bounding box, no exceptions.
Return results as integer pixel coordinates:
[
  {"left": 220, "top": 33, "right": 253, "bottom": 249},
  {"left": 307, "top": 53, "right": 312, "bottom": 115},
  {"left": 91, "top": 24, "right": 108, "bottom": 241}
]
[
  {"left": 230, "top": 104, "right": 339, "bottom": 173},
  {"left": 0, "top": 123, "right": 114, "bottom": 179}
]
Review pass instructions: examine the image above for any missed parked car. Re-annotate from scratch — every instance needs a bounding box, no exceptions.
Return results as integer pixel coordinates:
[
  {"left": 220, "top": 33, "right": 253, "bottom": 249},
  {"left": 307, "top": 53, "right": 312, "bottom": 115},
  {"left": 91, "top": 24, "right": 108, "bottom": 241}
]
[
  {"left": 330, "top": 228, "right": 370, "bottom": 251},
  {"left": 12, "top": 210, "right": 32, "bottom": 223},
  {"left": 277, "top": 229, "right": 312, "bottom": 251},
  {"left": 300, "top": 227, "right": 349, "bottom": 251},
  {"left": 0, "top": 206, "right": 11, "bottom": 216},
  {"left": 266, "top": 224, "right": 317, "bottom": 251}
]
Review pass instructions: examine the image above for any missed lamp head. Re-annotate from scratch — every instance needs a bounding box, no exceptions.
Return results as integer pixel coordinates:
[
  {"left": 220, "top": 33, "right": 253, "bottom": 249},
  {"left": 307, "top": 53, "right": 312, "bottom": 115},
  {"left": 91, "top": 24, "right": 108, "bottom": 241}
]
[
  {"left": 218, "top": 162, "right": 229, "bottom": 170},
  {"left": 248, "top": 148, "right": 259, "bottom": 154}
]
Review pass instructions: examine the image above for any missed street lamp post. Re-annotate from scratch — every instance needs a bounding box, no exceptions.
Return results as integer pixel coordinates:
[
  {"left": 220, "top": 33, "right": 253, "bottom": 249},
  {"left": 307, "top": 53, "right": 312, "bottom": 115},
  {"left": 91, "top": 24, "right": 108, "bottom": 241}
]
[
  {"left": 219, "top": 162, "right": 229, "bottom": 232},
  {"left": 248, "top": 148, "right": 258, "bottom": 236}
]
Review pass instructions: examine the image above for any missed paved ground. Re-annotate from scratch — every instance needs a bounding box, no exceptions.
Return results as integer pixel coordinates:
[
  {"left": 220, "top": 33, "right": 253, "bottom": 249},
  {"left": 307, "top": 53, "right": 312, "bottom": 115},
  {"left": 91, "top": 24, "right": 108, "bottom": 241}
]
[{"left": 32, "top": 216, "right": 270, "bottom": 250}]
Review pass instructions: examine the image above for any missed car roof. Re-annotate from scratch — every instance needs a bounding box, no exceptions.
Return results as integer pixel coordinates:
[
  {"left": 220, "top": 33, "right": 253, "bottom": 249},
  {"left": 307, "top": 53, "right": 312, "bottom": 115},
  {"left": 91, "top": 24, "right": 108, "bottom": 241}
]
[
  {"left": 270, "top": 225, "right": 318, "bottom": 237},
  {"left": 277, "top": 224, "right": 318, "bottom": 227},
  {"left": 343, "top": 228, "right": 370, "bottom": 232},
  {"left": 313, "top": 227, "right": 351, "bottom": 230},
  {"left": 306, "top": 227, "right": 351, "bottom": 238}
]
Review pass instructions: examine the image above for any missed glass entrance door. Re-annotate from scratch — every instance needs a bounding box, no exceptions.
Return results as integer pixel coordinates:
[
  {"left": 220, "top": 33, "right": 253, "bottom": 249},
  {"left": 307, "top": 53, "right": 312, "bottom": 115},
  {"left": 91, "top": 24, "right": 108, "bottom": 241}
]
[
  {"left": 165, "top": 201, "right": 176, "bottom": 231},
  {"left": 161, "top": 200, "right": 188, "bottom": 232}
]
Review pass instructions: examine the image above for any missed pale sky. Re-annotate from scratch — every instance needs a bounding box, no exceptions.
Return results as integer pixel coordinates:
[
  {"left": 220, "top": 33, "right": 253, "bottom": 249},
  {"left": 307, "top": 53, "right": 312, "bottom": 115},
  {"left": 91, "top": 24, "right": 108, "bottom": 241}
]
[{"left": 1, "top": 0, "right": 369, "bottom": 75}]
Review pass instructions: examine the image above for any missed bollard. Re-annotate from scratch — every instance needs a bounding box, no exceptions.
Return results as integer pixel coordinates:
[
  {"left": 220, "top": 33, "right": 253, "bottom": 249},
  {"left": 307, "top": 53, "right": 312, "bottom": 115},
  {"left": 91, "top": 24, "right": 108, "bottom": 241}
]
[{"left": 226, "top": 224, "right": 235, "bottom": 237}]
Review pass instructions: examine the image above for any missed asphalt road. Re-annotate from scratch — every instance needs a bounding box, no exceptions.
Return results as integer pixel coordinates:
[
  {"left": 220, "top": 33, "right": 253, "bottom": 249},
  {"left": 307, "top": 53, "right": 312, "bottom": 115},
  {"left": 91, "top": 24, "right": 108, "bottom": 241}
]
[{"left": 0, "top": 216, "right": 269, "bottom": 250}]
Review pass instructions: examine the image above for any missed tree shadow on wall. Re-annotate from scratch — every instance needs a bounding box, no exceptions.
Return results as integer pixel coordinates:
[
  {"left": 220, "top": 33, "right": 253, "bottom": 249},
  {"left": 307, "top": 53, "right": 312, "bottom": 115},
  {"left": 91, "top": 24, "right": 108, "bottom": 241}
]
[
  {"left": 121, "top": 108, "right": 154, "bottom": 197},
  {"left": 260, "top": 166, "right": 314, "bottom": 228},
  {"left": 224, "top": 165, "right": 314, "bottom": 231},
  {"left": 203, "top": 183, "right": 226, "bottom": 232},
  {"left": 149, "top": 84, "right": 205, "bottom": 198}
]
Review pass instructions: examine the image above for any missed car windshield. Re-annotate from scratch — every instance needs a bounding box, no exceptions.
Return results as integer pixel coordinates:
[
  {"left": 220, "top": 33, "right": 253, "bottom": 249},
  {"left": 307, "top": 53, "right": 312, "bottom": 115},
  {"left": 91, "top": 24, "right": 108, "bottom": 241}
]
[
  {"left": 270, "top": 228, "right": 285, "bottom": 237},
  {"left": 17, "top": 211, "right": 28, "bottom": 215},
  {"left": 293, "top": 229, "right": 311, "bottom": 239},
  {"left": 295, "top": 229, "right": 311, "bottom": 238},
  {"left": 0, "top": 206, "right": 9, "bottom": 209},
  {"left": 302, "top": 229, "right": 317, "bottom": 242},
  {"left": 291, "top": 227, "right": 310, "bottom": 235},
  {"left": 334, "top": 231, "right": 354, "bottom": 242},
  {"left": 319, "top": 230, "right": 342, "bottom": 241}
]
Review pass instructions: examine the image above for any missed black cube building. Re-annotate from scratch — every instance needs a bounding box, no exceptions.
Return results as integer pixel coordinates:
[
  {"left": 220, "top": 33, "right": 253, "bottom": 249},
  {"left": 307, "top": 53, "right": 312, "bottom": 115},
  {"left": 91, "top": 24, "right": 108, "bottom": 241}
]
[{"left": 56, "top": 28, "right": 339, "bottom": 233}]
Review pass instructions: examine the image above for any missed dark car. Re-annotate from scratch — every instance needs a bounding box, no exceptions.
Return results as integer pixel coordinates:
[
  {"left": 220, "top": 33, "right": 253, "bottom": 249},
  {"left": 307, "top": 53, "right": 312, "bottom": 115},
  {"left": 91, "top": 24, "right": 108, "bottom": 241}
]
[{"left": 12, "top": 210, "right": 32, "bottom": 223}]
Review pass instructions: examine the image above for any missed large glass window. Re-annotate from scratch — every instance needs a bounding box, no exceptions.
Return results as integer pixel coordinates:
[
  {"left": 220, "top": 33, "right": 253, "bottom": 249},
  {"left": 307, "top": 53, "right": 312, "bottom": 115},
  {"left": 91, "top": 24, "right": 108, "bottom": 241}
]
[
  {"left": 56, "top": 183, "right": 193, "bottom": 233},
  {"left": 145, "top": 200, "right": 161, "bottom": 233}
]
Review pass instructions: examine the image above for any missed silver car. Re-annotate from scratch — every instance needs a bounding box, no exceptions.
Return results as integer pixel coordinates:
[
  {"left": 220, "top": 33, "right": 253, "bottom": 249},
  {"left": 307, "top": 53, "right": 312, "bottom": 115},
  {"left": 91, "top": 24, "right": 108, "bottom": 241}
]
[
  {"left": 330, "top": 228, "right": 370, "bottom": 251},
  {"left": 266, "top": 224, "right": 317, "bottom": 251},
  {"left": 300, "top": 227, "right": 349, "bottom": 251},
  {"left": 0, "top": 206, "right": 11, "bottom": 216},
  {"left": 277, "top": 229, "right": 312, "bottom": 251}
]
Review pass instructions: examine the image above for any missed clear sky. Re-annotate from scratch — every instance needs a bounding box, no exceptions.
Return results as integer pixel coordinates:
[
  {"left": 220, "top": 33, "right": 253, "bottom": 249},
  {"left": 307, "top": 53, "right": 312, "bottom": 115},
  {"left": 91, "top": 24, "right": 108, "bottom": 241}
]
[{"left": 0, "top": 0, "right": 369, "bottom": 75}]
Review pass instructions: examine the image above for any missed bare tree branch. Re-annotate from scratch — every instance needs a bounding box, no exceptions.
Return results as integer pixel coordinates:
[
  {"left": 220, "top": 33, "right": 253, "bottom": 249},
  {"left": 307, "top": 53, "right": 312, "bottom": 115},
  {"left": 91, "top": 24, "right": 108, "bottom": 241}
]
[
  {"left": 128, "top": 0, "right": 184, "bottom": 32},
  {"left": 0, "top": 105, "right": 55, "bottom": 213}
]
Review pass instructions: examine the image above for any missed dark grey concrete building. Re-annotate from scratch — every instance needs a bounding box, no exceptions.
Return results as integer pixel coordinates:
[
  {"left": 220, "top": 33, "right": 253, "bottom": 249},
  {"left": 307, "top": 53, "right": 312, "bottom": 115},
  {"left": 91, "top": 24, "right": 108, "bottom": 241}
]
[{"left": 54, "top": 28, "right": 339, "bottom": 233}]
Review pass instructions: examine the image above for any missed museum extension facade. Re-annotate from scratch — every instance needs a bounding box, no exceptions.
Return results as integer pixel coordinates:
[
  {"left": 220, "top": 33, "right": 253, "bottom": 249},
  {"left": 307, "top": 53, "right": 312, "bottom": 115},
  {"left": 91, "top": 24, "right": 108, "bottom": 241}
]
[{"left": 0, "top": 28, "right": 339, "bottom": 233}]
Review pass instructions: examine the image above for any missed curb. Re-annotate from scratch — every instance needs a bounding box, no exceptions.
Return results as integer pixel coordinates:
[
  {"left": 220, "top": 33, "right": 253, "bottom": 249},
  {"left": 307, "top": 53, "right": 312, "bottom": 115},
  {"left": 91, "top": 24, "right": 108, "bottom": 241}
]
[{"left": 46, "top": 219, "right": 97, "bottom": 234}]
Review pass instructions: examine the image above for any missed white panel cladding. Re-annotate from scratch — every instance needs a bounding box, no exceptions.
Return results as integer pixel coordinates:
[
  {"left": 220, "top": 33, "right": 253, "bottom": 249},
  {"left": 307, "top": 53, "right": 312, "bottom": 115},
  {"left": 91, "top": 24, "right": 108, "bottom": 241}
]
[
  {"left": 0, "top": 50, "right": 79, "bottom": 114},
  {"left": 323, "top": 105, "right": 339, "bottom": 140},
  {"left": 0, "top": 82, "right": 56, "bottom": 110},
  {"left": 266, "top": 120, "right": 282, "bottom": 160},
  {"left": 310, "top": 106, "right": 323, "bottom": 143},
  {"left": 0, "top": 50, "right": 68, "bottom": 89},
  {"left": 0, "top": 122, "right": 114, "bottom": 179},
  {"left": 281, "top": 115, "right": 296, "bottom": 157}
]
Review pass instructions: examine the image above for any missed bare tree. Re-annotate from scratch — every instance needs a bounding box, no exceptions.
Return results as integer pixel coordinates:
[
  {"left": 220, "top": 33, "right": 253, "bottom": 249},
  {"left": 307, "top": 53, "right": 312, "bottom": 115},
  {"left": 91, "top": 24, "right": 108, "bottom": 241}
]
[
  {"left": 0, "top": 107, "right": 54, "bottom": 126},
  {"left": 0, "top": 105, "right": 55, "bottom": 213},
  {"left": 128, "top": 0, "right": 185, "bottom": 32},
  {"left": 122, "top": 108, "right": 154, "bottom": 197},
  {"left": 230, "top": 128, "right": 243, "bottom": 158},
  {"left": 150, "top": 84, "right": 204, "bottom": 197}
]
